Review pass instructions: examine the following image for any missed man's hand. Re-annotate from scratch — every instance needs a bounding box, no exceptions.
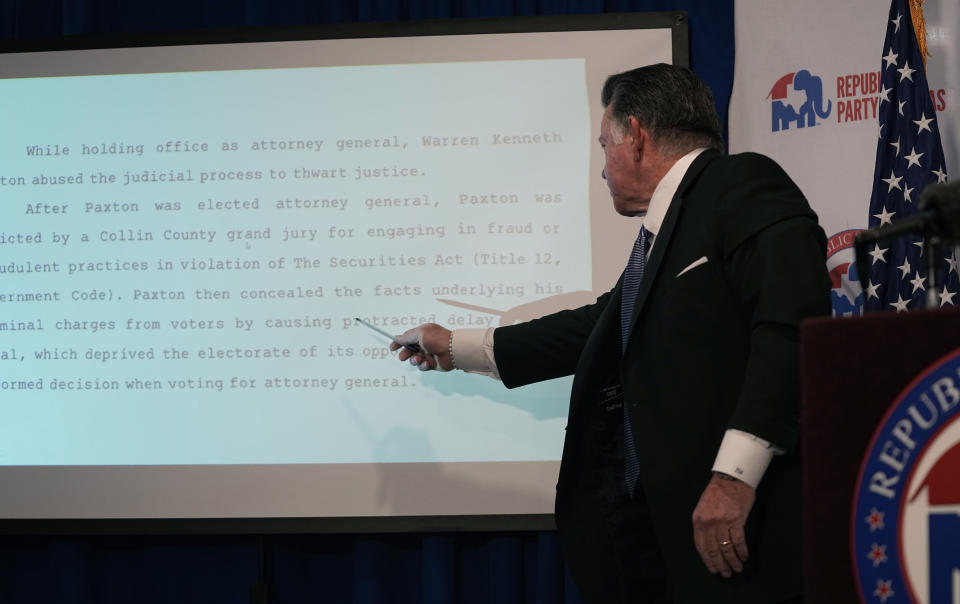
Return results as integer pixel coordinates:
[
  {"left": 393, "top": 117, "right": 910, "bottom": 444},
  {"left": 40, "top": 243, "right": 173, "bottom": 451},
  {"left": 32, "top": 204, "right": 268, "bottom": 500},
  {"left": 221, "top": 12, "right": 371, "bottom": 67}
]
[
  {"left": 691, "top": 473, "right": 755, "bottom": 578},
  {"left": 389, "top": 323, "right": 453, "bottom": 371}
]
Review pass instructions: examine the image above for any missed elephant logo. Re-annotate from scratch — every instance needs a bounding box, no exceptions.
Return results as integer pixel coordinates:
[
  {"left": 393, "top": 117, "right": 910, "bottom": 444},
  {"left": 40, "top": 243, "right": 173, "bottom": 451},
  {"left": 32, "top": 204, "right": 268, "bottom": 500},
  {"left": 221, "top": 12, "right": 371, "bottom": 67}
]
[{"left": 768, "top": 70, "right": 833, "bottom": 132}]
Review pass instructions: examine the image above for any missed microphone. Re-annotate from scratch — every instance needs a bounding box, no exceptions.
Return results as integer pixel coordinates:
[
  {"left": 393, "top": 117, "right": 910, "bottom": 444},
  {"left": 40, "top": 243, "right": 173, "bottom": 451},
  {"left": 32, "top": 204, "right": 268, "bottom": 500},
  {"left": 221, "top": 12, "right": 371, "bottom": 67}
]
[
  {"left": 854, "top": 180, "right": 960, "bottom": 302},
  {"left": 917, "top": 180, "right": 960, "bottom": 242},
  {"left": 855, "top": 181, "right": 960, "bottom": 246}
]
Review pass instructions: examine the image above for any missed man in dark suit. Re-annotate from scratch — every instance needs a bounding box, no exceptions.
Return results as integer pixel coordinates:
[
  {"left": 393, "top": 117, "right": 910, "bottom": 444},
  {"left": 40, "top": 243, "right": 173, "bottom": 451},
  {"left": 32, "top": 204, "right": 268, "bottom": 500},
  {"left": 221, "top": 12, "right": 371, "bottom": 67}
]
[{"left": 392, "top": 64, "right": 830, "bottom": 603}]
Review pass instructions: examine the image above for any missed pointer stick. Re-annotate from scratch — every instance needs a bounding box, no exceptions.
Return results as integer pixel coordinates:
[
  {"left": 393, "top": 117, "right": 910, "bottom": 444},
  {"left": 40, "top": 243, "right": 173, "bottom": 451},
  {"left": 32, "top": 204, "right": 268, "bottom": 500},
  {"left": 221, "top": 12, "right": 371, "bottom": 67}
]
[{"left": 354, "top": 317, "right": 421, "bottom": 353}]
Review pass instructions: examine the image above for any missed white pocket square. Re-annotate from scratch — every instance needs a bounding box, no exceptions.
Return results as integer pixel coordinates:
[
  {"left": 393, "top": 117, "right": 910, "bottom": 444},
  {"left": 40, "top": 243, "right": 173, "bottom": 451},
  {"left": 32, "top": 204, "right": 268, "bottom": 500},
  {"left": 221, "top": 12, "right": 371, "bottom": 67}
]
[{"left": 676, "top": 256, "right": 708, "bottom": 277}]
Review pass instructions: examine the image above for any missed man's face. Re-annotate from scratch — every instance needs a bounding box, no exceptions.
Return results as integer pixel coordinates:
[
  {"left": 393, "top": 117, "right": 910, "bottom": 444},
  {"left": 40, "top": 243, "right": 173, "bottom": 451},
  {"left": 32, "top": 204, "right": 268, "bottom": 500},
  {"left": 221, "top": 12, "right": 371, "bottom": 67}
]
[{"left": 599, "top": 107, "right": 649, "bottom": 216}]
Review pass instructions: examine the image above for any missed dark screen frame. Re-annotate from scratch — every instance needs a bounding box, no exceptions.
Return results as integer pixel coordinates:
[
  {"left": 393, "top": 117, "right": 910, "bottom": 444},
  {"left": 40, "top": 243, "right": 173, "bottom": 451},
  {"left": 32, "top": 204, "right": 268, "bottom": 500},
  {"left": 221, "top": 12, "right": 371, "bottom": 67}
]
[{"left": 0, "top": 10, "right": 686, "bottom": 535}]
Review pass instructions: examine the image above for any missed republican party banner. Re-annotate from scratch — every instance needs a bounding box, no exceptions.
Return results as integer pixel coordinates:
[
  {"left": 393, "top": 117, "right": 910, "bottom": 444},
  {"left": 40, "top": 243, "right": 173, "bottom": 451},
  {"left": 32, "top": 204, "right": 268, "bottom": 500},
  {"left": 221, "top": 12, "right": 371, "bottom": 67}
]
[
  {"left": 731, "top": 4, "right": 960, "bottom": 604},
  {"left": 729, "top": 0, "right": 958, "bottom": 317}
]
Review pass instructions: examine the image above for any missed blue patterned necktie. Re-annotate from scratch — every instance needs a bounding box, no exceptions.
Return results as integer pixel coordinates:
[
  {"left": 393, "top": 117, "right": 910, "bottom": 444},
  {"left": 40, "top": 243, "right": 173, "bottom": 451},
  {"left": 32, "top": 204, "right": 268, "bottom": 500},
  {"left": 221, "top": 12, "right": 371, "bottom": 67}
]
[
  {"left": 620, "top": 226, "right": 649, "bottom": 496},
  {"left": 620, "top": 226, "right": 649, "bottom": 352}
]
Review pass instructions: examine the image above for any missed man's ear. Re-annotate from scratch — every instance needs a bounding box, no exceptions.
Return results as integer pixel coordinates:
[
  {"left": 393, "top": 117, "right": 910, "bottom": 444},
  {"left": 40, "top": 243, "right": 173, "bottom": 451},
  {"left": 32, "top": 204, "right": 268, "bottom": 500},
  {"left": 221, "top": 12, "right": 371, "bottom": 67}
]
[{"left": 627, "top": 115, "right": 645, "bottom": 160}]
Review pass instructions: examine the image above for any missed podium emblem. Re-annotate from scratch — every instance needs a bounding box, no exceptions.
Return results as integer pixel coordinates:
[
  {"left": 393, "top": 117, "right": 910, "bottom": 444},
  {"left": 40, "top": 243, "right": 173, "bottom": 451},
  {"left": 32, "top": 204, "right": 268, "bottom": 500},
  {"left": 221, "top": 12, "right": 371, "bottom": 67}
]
[{"left": 852, "top": 348, "right": 960, "bottom": 603}]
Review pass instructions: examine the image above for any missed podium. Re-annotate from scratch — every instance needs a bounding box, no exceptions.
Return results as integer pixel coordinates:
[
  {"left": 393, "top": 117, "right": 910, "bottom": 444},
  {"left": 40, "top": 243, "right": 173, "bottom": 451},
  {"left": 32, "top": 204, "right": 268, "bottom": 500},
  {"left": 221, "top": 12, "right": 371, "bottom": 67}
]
[{"left": 800, "top": 307, "right": 960, "bottom": 601}]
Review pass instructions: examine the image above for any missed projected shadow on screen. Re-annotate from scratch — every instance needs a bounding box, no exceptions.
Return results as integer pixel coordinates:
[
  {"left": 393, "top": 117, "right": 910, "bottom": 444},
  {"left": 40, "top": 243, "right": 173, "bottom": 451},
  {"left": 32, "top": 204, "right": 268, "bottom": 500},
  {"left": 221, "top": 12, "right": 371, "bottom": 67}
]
[
  {"left": 374, "top": 454, "right": 552, "bottom": 515},
  {"left": 371, "top": 425, "right": 554, "bottom": 514},
  {"left": 338, "top": 397, "right": 554, "bottom": 513},
  {"left": 419, "top": 371, "right": 569, "bottom": 421},
  {"left": 418, "top": 290, "right": 600, "bottom": 420}
]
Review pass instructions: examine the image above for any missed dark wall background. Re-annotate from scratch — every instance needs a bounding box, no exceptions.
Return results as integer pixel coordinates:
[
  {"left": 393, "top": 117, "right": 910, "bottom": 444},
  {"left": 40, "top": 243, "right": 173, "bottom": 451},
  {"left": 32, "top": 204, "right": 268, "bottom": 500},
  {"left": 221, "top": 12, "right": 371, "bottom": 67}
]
[{"left": 0, "top": 1, "right": 733, "bottom": 602}]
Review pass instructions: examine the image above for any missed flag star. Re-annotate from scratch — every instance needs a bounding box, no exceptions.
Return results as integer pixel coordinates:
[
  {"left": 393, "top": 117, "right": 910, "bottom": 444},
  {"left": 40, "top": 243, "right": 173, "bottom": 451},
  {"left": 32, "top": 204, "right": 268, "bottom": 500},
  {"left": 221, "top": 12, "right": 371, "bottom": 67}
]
[
  {"left": 898, "top": 100, "right": 906, "bottom": 115},
  {"left": 941, "top": 286, "right": 957, "bottom": 307},
  {"left": 874, "top": 205, "right": 897, "bottom": 225},
  {"left": 881, "top": 171, "right": 902, "bottom": 193},
  {"left": 878, "top": 85, "right": 891, "bottom": 105},
  {"left": 882, "top": 48, "right": 899, "bottom": 68},
  {"left": 903, "top": 147, "right": 924, "bottom": 168},
  {"left": 903, "top": 185, "right": 915, "bottom": 203},
  {"left": 913, "top": 239, "right": 924, "bottom": 254},
  {"left": 947, "top": 254, "right": 958, "bottom": 275},
  {"left": 914, "top": 112, "right": 933, "bottom": 133},
  {"left": 869, "top": 244, "right": 888, "bottom": 265},
  {"left": 868, "top": 543, "right": 888, "bottom": 567},
  {"left": 898, "top": 257, "right": 911, "bottom": 277},
  {"left": 874, "top": 578, "right": 894, "bottom": 602},
  {"left": 932, "top": 166, "right": 947, "bottom": 183},
  {"left": 890, "top": 294, "right": 910, "bottom": 312},
  {"left": 865, "top": 280, "right": 881, "bottom": 300},
  {"left": 892, "top": 12, "right": 901, "bottom": 33},
  {"left": 889, "top": 137, "right": 900, "bottom": 155},
  {"left": 909, "top": 272, "right": 925, "bottom": 293},
  {"left": 897, "top": 60, "right": 915, "bottom": 82}
]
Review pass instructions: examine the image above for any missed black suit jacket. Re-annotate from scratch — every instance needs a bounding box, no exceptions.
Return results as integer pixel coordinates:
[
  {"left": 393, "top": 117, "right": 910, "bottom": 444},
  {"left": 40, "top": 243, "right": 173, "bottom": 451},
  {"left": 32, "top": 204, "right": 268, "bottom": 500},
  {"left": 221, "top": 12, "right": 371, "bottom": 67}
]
[{"left": 494, "top": 151, "right": 831, "bottom": 603}]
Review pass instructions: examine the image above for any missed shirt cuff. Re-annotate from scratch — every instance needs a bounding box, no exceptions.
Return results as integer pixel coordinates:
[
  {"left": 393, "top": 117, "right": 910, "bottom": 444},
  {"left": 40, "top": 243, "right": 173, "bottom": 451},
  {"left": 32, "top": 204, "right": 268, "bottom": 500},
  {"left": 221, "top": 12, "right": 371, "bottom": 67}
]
[
  {"left": 711, "top": 429, "right": 780, "bottom": 489},
  {"left": 451, "top": 328, "right": 500, "bottom": 380}
]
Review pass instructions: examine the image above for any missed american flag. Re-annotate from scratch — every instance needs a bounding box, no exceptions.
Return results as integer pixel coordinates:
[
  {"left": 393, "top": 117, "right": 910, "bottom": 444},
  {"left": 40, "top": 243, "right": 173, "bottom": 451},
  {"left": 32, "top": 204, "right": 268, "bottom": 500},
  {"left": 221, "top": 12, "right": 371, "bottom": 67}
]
[{"left": 864, "top": 0, "right": 959, "bottom": 312}]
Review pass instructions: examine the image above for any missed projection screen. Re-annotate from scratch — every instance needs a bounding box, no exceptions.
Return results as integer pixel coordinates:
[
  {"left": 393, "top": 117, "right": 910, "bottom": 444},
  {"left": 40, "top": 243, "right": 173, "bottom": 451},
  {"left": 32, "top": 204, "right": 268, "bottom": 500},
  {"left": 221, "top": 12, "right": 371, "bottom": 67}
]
[{"left": 0, "top": 12, "right": 686, "bottom": 530}]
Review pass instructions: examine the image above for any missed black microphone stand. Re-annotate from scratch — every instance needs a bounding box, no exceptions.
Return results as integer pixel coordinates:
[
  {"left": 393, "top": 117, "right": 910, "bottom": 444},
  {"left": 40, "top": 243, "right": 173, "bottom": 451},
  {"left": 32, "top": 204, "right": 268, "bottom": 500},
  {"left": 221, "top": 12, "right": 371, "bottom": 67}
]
[
  {"left": 854, "top": 181, "right": 960, "bottom": 311},
  {"left": 925, "top": 235, "right": 944, "bottom": 309}
]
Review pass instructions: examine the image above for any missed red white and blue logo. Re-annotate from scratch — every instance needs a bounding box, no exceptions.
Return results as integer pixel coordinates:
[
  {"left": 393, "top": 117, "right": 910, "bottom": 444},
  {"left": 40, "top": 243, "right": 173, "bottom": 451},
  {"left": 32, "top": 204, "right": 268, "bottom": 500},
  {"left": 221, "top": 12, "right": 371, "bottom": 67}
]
[
  {"left": 852, "top": 348, "right": 960, "bottom": 603},
  {"left": 827, "top": 229, "right": 865, "bottom": 317},
  {"left": 767, "top": 69, "right": 833, "bottom": 132}
]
